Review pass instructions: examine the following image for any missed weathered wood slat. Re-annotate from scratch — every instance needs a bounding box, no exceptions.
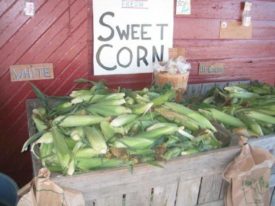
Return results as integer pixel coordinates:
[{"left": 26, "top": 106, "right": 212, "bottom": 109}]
[
  {"left": 174, "top": 0, "right": 275, "bottom": 21},
  {"left": 198, "top": 199, "right": 224, "bottom": 206},
  {"left": 124, "top": 189, "right": 151, "bottom": 206},
  {"left": 198, "top": 175, "right": 223, "bottom": 204},
  {"left": 95, "top": 195, "right": 123, "bottom": 206},
  {"left": 151, "top": 182, "right": 178, "bottom": 206},
  {"left": 174, "top": 40, "right": 275, "bottom": 60},
  {"left": 175, "top": 178, "right": 201, "bottom": 206},
  {"left": 174, "top": 18, "right": 275, "bottom": 40}
]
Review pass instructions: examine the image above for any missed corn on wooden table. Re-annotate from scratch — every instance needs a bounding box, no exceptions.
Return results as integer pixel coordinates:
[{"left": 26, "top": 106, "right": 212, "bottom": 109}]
[{"left": 26, "top": 81, "right": 275, "bottom": 206}]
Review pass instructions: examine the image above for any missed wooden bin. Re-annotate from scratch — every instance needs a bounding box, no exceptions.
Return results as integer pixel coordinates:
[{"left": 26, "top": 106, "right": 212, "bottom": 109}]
[{"left": 26, "top": 81, "right": 275, "bottom": 206}]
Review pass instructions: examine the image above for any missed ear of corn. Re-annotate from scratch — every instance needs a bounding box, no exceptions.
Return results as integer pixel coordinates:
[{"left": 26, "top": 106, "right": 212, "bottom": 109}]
[
  {"left": 70, "top": 127, "right": 85, "bottom": 141},
  {"left": 32, "top": 107, "right": 46, "bottom": 118},
  {"left": 85, "top": 127, "right": 108, "bottom": 154},
  {"left": 152, "top": 90, "right": 175, "bottom": 106},
  {"left": 103, "top": 93, "right": 125, "bottom": 100},
  {"left": 100, "top": 121, "right": 115, "bottom": 140},
  {"left": 70, "top": 89, "right": 92, "bottom": 97},
  {"left": 32, "top": 114, "right": 47, "bottom": 132},
  {"left": 224, "top": 86, "right": 259, "bottom": 99},
  {"left": 199, "top": 108, "right": 245, "bottom": 128},
  {"left": 244, "top": 110, "right": 275, "bottom": 124},
  {"left": 131, "top": 103, "right": 153, "bottom": 115},
  {"left": 237, "top": 114, "right": 264, "bottom": 136},
  {"left": 86, "top": 105, "right": 132, "bottom": 116},
  {"left": 111, "top": 114, "right": 138, "bottom": 127},
  {"left": 71, "top": 94, "right": 105, "bottom": 104},
  {"left": 51, "top": 127, "right": 71, "bottom": 171},
  {"left": 164, "top": 102, "right": 216, "bottom": 132},
  {"left": 113, "top": 137, "right": 155, "bottom": 149},
  {"left": 129, "top": 124, "right": 178, "bottom": 140},
  {"left": 53, "top": 115, "right": 105, "bottom": 127},
  {"left": 155, "top": 107, "right": 200, "bottom": 131},
  {"left": 75, "top": 148, "right": 99, "bottom": 158}
]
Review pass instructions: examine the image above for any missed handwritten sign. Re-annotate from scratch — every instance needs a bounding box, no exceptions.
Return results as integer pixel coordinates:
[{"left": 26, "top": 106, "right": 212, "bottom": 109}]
[
  {"left": 10, "top": 63, "right": 54, "bottom": 81},
  {"left": 199, "top": 62, "right": 224, "bottom": 75},
  {"left": 93, "top": 0, "right": 174, "bottom": 75}
]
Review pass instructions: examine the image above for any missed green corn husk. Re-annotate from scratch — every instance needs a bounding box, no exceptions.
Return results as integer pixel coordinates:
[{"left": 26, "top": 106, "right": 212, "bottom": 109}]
[
  {"left": 111, "top": 114, "right": 138, "bottom": 127},
  {"left": 32, "top": 107, "right": 46, "bottom": 118},
  {"left": 152, "top": 90, "right": 176, "bottom": 106},
  {"left": 238, "top": 114, "right": 264, "bottom": 136},
  {"left": 53, "top": 115, "right": 105, "bottom": 127},
  {"left": 131, "top": 103, "right": 153, "bottom": 115},
  {"left": 164, "top": 102, "right": 216, "bottom": 132},
  {"left": 70, "top": 127, "right": 85, "bottom": 141},
  {"left": 71, "top": 94, "right": 105, "bottom": 104},
  {"left": 130, "top": 124, "right": 178, "bottom": 140},
  {"left": 85, "top": 127, "right": 108, "bottom": 154},
  {"left": 51, "top": 127, "right": 71, "bottom": 172},
  {"left": 199, "top": 108, "right": 245, "bottom": 128},
  {"left": 87, "top": 104, "right": 132, "bottom": 117},
  {"left": 155, "top": 107, "right": 200, "bottom": 131},
  {"left": 99, "top": 99, "right": 126, "bottom": 106},
  {"left": 162, "top": 147, "right": 182, "bottom": 160},
  {"left": 100, "top": 121, "right": 115, "bottom": 140},
  {"left": 224, "top": 86, "right": 259, "bottom": 99},
  {"left": 75, "top": 148, "right": 99, "bottom": 158},
  {"left": 70, "top": 89, "right": 92, "bottom": 98},
  {"left": 103, "top": 93, "right": 125, "bottom": 100},
  {"left": 113, "top": 137, "right": 155, "bottom": 149},
  {"left": 32, "top": 114, "right": 47, "bottom": 132},
  {"left": 244, "top": 110, "right": 275, "bottom": 124},
  {"left": 76, "top": 158, "right": 128, "bottom": 171}
]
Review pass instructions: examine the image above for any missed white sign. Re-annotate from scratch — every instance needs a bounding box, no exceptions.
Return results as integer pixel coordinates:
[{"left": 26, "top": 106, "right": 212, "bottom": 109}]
[
  {"left": 93, "top": 0, "right": 174, "bottom": 75},
  {"left": 176, "top": 0, "right": 191, "bottom": 15}
]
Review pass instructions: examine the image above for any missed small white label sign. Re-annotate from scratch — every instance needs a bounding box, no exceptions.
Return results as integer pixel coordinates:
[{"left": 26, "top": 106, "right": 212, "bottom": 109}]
[{"left": 176, "top": 0, "right": 191, "bottom": 15}]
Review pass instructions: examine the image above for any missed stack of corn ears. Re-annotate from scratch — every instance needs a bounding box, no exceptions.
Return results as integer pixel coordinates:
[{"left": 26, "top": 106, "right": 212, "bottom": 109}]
[
  {"left": 22, "top": 81, "right": 223, "bottom": 175},
  {"left": 198, "top": 82, "right": 275, "bottom": 138}
]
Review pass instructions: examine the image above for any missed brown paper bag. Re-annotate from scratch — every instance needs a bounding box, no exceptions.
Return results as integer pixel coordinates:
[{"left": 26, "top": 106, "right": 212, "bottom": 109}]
[
  {"left": 17, "top": 168, "right": 85, "bottom": 206},
  {"left": 223, "top": 144, "right": 275, "bottom": 206}
]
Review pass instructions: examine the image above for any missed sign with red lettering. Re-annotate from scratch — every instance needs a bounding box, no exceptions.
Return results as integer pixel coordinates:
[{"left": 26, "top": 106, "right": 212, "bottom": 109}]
[
  {"left": 93, "top": 0, "right": 174, "bottom": 75},
  {"left": 10, "top": 63, "right": 54, "bottom": 81}
]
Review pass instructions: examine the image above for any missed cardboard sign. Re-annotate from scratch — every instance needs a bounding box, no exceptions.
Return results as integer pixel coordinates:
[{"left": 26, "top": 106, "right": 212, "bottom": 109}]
[
  {"left": 10, "top": 63, "right": 54, "bottom": 81},
  {"left": 93, "top": 0, "right": 174, "bottom": 75},
  {"left": 199, "top": 62, "right": 224, "bottom": 75},
  {"left": 220, "top": 20, "right": 252, "bottom": 39}
]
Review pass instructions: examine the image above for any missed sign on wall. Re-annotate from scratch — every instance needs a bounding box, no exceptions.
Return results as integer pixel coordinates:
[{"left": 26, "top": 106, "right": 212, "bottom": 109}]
[
  {"left": 93, "top": 0, "right": 174, "bottom": 75},
  {"left": 10, "top": 63, "right": 54, "bottom": 81}
]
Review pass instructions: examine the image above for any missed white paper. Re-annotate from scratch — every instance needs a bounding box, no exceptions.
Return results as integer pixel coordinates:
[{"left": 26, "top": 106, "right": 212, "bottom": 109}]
[
  {"left": 176, "top": 0, "right": 191, "bottom": 15},
  {"left": 93, "top": 0, "right": 174, "bottom": 75}
]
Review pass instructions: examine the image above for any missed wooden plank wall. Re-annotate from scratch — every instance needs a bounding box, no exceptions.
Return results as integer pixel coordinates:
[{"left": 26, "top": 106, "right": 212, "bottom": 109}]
[{"left": 0, "top": 0, "right": 275, "bottom": 187}]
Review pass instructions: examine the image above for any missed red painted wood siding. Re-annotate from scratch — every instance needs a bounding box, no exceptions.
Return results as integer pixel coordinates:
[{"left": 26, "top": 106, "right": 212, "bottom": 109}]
[{"left": 0, "top": 0, "right": 275, "bottom": 186}]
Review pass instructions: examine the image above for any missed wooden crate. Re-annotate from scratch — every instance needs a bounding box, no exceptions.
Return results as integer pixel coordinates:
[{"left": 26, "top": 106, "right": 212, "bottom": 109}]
[{"left": 26, "top": 81, "right": 275, "bottom": 206}]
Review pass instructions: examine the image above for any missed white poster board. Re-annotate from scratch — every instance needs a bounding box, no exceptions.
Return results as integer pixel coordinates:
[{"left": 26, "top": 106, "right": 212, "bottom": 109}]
[{"left": 93, "top": 0, "right": 174, "bottom": 75}]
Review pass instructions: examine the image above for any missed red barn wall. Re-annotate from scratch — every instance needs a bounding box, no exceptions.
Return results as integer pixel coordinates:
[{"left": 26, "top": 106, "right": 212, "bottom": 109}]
[{"left": 0, "top": 0, "right": 275, "bottom": 186}]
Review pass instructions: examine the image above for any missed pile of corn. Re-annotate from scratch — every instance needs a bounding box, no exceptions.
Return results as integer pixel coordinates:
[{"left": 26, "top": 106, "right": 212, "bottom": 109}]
[
  {"left": 22, "top": 81, "right": 221, "bottom": 175},
  {"left": 189, "top": 81, "right": 275, "bottom": 137},
  {"left": 22, "top": 81, "right": 275, "bottom": 175}
]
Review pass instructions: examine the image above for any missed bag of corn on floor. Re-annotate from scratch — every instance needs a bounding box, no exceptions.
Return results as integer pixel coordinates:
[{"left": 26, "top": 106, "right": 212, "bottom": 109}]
[
  {"left": 223, "top": 143, "right": 275, "bottom": 206},
  {"left": 17, "top": 168, "right": 85, "bottom": 206}
]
